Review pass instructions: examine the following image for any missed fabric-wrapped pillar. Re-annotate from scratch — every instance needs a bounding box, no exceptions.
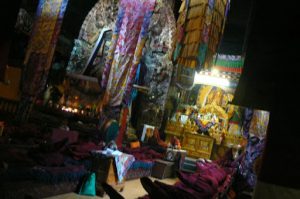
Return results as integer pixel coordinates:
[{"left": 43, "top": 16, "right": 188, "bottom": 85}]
[
  {"left": 16, "top": 0, "right": 69, "bottom": 122},
  {"left": 173, "top": 0, "right": 231, "bottom": 88}
]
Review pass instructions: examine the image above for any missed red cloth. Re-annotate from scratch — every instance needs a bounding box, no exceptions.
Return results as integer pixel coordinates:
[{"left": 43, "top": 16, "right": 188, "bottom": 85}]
[
  {"left": 68, "top": 142, "right": 103, "bottom": 160},
  {"left": 123, "top": 146, "right": 164, "bottom": 161},
  {"left": 116, "top": 108, "right": 128, "bottom": 148},
  {"left": 51, "top": 129, "right": 79, "bottom": 144}
]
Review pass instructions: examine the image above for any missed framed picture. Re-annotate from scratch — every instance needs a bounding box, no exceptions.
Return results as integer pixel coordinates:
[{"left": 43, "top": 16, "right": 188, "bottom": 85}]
[{"left": 141, "top": 124, "right": 155, "bottom": 142}]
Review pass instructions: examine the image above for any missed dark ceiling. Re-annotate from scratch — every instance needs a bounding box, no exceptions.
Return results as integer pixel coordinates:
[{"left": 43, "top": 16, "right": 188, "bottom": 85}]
[
  {"left": 218, "top": 0, "right": 253, "bottom": 55},
  {"left": 61, "top": 0, "right": 98, "bottom": 40}
]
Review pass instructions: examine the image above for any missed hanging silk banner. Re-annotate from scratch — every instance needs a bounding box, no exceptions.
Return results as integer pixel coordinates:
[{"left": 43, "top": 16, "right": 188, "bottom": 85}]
[
  {"left": 213, "top": 54, "right": 244, "bottom": 73},
  {"left": 16, "top": 0, "right": 69, "bottom": 122},
  {"left": 101, "top": 0, "right": 156, "bottom": 107},
  {"left": 174, "top": 0, "right": 230, "bottom": 88},
  {"left": 22, "top": 0, "right": 69, "bottom": 96}
]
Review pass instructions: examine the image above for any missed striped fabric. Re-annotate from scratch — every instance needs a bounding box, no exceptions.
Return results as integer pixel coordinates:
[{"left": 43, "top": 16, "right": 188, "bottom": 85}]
[{"left": 213, "top": 54, "right": 244, "bottom": 73}]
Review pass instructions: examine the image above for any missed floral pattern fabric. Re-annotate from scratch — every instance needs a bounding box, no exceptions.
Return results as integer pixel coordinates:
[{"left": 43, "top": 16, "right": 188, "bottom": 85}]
[{"left": 238, "top": 108, "right": 270, "bottom": 188}]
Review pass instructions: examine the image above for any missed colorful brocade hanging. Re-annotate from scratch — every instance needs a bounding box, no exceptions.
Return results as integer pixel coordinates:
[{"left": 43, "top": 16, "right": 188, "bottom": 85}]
[
  {"left": 173, "top": 0, "right": 230, "bottom": 87},
  {"left": 16, "top": 0, "right": 68, "bottom": 122},
  {"left": 22, "top": 0, "right": 69, "bottom": 96},
  {"left": 101, "top": 0, "right": 156, "bottom": 107},
  {"left": 213, "top": 54, "right": 244, "bottom": 73},
  {"left": 238, "top": 109, "right": 270, "bottom": 188}
]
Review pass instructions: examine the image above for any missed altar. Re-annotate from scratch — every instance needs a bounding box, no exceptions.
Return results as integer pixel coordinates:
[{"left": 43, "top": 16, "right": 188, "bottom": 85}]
[{"left": 165, "top": 85, "right": 247, "bottom": 160}]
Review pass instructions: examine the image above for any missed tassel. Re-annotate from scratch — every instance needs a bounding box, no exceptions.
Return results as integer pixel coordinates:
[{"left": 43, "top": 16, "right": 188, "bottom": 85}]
[{"left": 116, "top": 107, "right": 129, "bottom": 148}]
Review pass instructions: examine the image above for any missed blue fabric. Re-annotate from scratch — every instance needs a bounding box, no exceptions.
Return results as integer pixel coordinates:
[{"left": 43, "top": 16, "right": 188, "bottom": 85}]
[
  {"left": 106, "top": 121, "right": 119, "bottom": 143},
  {"left": 129, "top": 160, "right": 154, "bottom": 170},
  {"left": 173, "top": 44, "right": 182, "bottom": 61},
  {"left": 79, "top": 172, "right": 96, "bottom": 196},
  {"left": 131, "top": 63, "right": 141, "bottom": 103}
]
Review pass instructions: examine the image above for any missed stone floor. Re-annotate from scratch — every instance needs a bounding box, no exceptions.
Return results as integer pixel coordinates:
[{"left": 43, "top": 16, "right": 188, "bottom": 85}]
[{"left": 44, "top": 177, "right": 178, "bottom": 199}]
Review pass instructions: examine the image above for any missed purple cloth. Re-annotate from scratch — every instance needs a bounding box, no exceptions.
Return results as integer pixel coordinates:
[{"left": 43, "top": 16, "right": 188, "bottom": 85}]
[
  {"left": 68, "top": 141, "right": 103, "bottom": 160},
  {"left": 122, "top": 146, "right": 164, "bottom": 161},
  {"left": 51, "top": 129, "right": 79, "bottom": 144}
]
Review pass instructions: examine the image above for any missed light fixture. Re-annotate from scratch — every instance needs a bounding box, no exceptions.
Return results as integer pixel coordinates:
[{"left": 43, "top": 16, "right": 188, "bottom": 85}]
[
  {"left": 211, "top": 69, "right": 219, "bottom": 75},
  {"left": 194, "top": 72, "right": 230, "bottom": 87}
]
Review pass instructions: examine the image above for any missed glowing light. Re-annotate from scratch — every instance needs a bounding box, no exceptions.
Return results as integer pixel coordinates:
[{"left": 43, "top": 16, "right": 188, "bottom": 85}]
[
  {"left": 211, "top": 69, "right": 219, "bottom": 75},
  {"left": 194, "top": 72, "right": 230, "bottom": 87}
]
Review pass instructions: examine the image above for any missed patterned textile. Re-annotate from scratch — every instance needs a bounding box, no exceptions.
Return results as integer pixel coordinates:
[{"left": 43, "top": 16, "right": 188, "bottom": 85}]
[
  {"left": 17, "top": 0, "right": 68, "bottom": 122},
  {"left": 101, "top": 0, "right": 156, "bottom": 107},
  {"left": 67, "top": 0, "right": 119, "bottom": 75},
  {"left": 213, "top": 54, "right": 244, "bottom": 73},
  {"left": 116, "top": 107, "right": 129, "bottom": 147},
  {"left": 22, "top": 0, "right": 69, "bottom": 95},
  {"left": 238, "top": 109, "right": 270, "bottom": 188},
  {"left": 248, "top": 110, "right": 270, "bottom": 139},
  {"left": 174, "top": 0, "right": 230, "bottom": 87},
  {"left": 195, "top": 119, "right": 214, "bottom": 133},
  {"left": 129, "top": 160, "right": 154, "bottom": 170},
  {"left": 125, "top": 167, "right": 153, "bottom": 180},
  {"left": 114, "top": 152, "right": 135, "bottom": 182}
]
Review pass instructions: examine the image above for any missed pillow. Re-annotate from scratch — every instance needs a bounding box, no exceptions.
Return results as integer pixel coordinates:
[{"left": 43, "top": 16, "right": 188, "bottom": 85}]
[
  {"left": 130, "top": 141, "right": 140, "bottom": 149},
  {"left": 79, "top": 172, "right": 96, "bottom": 196},
  {"left": 51, "top": 128, "right": 79, "bottom": 144}
]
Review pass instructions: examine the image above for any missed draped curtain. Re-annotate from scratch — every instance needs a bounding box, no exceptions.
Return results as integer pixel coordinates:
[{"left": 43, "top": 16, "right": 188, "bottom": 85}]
[{"left": 101, "top": 0, "right": 156, "bottom": 107}]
